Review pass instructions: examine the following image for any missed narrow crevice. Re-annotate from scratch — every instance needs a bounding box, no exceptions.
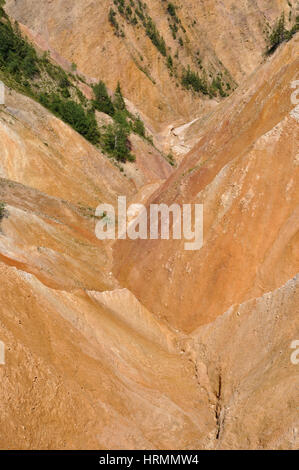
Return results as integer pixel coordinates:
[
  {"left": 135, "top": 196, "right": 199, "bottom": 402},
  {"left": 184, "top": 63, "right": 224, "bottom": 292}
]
[
  {"left": 215, "top": 371, "right": 224, "bottom": 440},
  {"left": 180, "top": 343, "right": 226, "bottom": 442},
  {"left": 194, "top": 361, "right": 200, "bottom": 386}
]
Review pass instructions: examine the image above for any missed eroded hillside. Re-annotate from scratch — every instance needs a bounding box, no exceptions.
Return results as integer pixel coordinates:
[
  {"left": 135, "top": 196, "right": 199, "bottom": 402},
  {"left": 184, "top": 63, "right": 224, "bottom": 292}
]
[
  {"left": 5, "top": 0, "right": 298, "bottom": 130},
  {"left": 0, "top": 0, "right": 298, "bottom": 451},
  {"left": 114, "top": 37, "right": 299, "bottom": 332}
]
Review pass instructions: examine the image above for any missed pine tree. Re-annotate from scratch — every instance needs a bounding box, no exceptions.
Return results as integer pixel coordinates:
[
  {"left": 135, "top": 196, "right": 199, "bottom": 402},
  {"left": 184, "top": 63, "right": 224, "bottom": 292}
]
[
  {"left": 113, "top": 82, "right": 126, "bottom": 112},
  {"left": 102, "top": 121, "right": 134, "bottom": 162},
  {"left": 93, "top": 80, "right": 115, "bottom": 116},
  {"left": 268, "top": 13, "right": 286, "bottom": 53},
  {"left": 133, "top": 115, "right": 145, "bottom": 137}
]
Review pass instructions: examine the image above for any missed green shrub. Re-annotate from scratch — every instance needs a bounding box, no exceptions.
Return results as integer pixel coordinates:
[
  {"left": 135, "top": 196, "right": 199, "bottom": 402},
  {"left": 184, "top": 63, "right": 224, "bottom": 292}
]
[
  {"left": 0, "top": 0, "right": 7, "bottom": 19},
  {"left": 182, "top": 66, "right": 208, "bottom": 95},
  {"left": 166, "top": 153, "right": 175, "bottom": 166},
  {"left": 167, "top": 55, "right": 173, "bottom": 69},
  {"left": 126, "top": 5, "right": 132, "bottom": 17},
  {"left": 267, "top": 13, "right": 286, "bottom": 54},
  {"left": 102, "top": 123, "right": 135, "bottom": 162},
  {"left": 210, "top": 76, "right": 226, "bottom": 97},
  {"left": 93, "top": 80, "right": 115, "bottom": 116},
  {"left": 167, "top": 3, "right": 176, "bottom": 18},
  {"left": 145, "top": 18, "right": 167, "bottom": 56},
  {"left": 0, "top": 202, "right": 5, "bottom": 221},
  {"left": 113, "top": 82, "right": 127, "bottom": 112},
  {"left": 266, "top": 13, "right": 298, "bottom": 55},
  {"left": 61, "top": 87, "right": 71, "bottom": 98},
  {"left": 59, "top": 76, "right": 70, "bottom": 89},
  {"left": 0, "top": 9, "right": 154, "bottom": 162},
  {"left": 170, "top": 23, "right": 177, "bottom": 39},
  {"left": 109, "top": 8, "right": 119, "bottom": 32},
  {"left": 0, "top": 20, "right": 39, "bottom": 79},
  {"left": 38, "top": 94, "right": 100, "bottom": 144},
  {"left": 109, "top": 8, "right": 118, "bottom": 28},
  {"left": 132, "top": 115, "right": 145, "bottom": 137},
  {"left": 288, "top": 15, "right": 299, "bottom": 37}
]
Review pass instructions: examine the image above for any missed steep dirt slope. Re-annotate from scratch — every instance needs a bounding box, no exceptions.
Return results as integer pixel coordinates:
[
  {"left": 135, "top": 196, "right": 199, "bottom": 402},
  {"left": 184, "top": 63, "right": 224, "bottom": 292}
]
[
  {"left": 0, "top": 1, "right": 298, "bottom": 451},
  {"left": 114, "top": 36, "right": 299, "bottom": 332},
  {"left": 0, "top": 90, "right": 134, "bottom": 207},
  {"left": 0, "top": 183, "right": 217, "bottom": 449},
  {"left": 5, "top": 0, "right": 295, "bottom": 129},
  {"left": 0, "top": 178, "right": 118, "bottom": 291},
  {"left": 0, "top": 89, "right": 172, "bottom": 201},
  {"left": 0, "top": 179, "right": 297, "bottom": 449},
  {"left": 0, "top": 86, "right": 215, "bottom": 450},
  {"left": 193, "top": 275, "right": 299, "bottom": 449}
]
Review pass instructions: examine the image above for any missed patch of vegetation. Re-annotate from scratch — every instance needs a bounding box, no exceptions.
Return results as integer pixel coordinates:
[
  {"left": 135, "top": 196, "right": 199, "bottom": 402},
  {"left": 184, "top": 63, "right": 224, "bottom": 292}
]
[
  {"left": 106, "top": 0, "right": 232, "bottom": 101},
  {"left": 166, "top": 54, "right": 173, "bottom": 69},
  {"left": 166, "top": 1, "right": 184, "bottom": 43},
  {"left": 93, "top": 80, "right": 153, "bottom": 161},
  {"left": 210, "top": 76, "right": 227, "bottom": 98},
  {"left": 109, "top": 8, "right": 119, "bottom": 32},
  {"left": 0, "top": 0, "right": 7, "bottom": 19},
  {"left": 167, "top": 3, "right": 177, "bottom": 19},
  {"left": 0, "top": 12, "right": 103, "bottom": 145},
  {"left": 0, "top": 17, "right": 39, "bottom": 80},
  {"left": 0, "top": 4, "right": 155, "bottom": 163},
  {"left": 182, "top": 66, "right": 208, "bottom": 95},
  {"left": 169, "top": 21, "right": 178, "bottom": 39},
  {"left": 164, "top": 1, "right": 185, "bottom": 45},
  {"left": 101, "top": 121, "right": 135, "bottom": 163},
  {"left": 132, "top": 115, "right": 146, "bottom": 137},
  {"left": 92, "top": 80, "right": 115, "bottom": 116},
  {"left": 182, "top": 65, "right": 231, "bottom": 98},
  {"left": 113, "top": 81, "right": 127, "bottom": 111},
  {"left": 266, "top": 13, "right": 298, "bottom": 55},
  {"left": 0, "top": 201, "right": 6, "bottom": 221},
  {"left": 38, "top": 94, "right": 100, "bottom": 144},
  {"left": 133, "top": 55, "right": 156, "bottom": 84},
  {"left": 166, "top": 152, "right": 176, "bottom": 167},
  {"left": 145, "top": 17, "right": 167, "bottom": 56},
  {"left": 110, "top": 1, "right": 169, "bottom": 57},
  {"left": 110, "top": 0, "right": 138, "bottom": 32}
]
